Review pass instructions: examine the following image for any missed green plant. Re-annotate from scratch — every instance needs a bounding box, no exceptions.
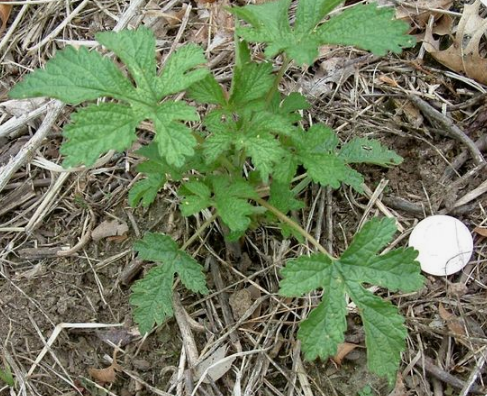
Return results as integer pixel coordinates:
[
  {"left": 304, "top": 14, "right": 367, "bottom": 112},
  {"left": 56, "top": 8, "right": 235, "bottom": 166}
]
[
  {"left": 0, "top": 363, "right": 14, "bottom": 387},
  {"left": 9, "top": 0, "right": 423, "bottom": 382}
]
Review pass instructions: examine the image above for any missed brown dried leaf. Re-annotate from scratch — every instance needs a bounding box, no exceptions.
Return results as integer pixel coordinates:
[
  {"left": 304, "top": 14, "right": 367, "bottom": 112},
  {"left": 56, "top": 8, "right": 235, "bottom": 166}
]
[
  {"left": 0, "top": 98, "right": 48, "bottom": 117},
  {"left": 377, "top": 75, "right": 399, "bottom": 87},
  {"left": 387, "top": 373, "right": 407, "bottom": 396},
  {"left": 393, "top": 99, "right": 424, "bottom": 129},
  {"left": 88, "top": 349, "right": 120, "bottom": 383},
  {"left": 162, "top": 5, "right": 187, "bottom": 27},
  {"left": 474, "top": 226, "right": 487, "bottom": 237},
  {"left": 438, "top": 303, "right": 466, "bottom": 338},
  {"left": 207, "top": 0, "right": 233, "bottom": 53},
  {"left": 88, "top": 366, "right": 117, "bottom": 383},
  {"left": 331, "top": 342, "right": 359, "bottom": 365},
  {"left": 424, "top": 0, "right": 487, "bottom": 84},
  {"left": 0, "top": 0, "right": 12, "bottom": 35},
  {"left": 396, "top": 0, "right": 453, "bottom": 30},
  {"left": 91, "top": 219, "right": 128, "bottom": 242},
  {"left": 195, "top": 345, "right": 236, "bottom": 384}
]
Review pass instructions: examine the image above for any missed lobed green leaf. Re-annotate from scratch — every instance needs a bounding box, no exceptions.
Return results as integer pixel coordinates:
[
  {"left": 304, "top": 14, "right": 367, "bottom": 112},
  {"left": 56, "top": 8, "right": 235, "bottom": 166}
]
[
  {"left": 231, "top": 0, "right": 414, "bottom": 65},
  {"left": 347, "top": 282, "right": 408, "bottom": 383},
  {"left": 157, "top": 44, "right": 209, "bottom": 97},
  {"left": 294, "top": 0, "right": 344, "bottom": 36},
  {"left": 10, "top": 46, "right": 137, "bottom": 104},
  {"left": 279, "top": 217, "right": 424, "bottom": 381},
  {"left": 130, "top": 262, "right": 175, "bottom": 335},
  {"left": 153, "top": 102, "right": 199, "bottom": 167},
  {"left": 339, "top": 137, "right": 403, "bottom": 166},
  {"left": 268, "top": 181, "right": 304, "bottom": 216},
  {"left": 188, "top": 74, "right": 227, "bottom": 105},
  {"left": 279, "top": 254, "right": 333, "bottom": 296},
  {"left": 61, "top": 103, "right": 139, "bottom": 168},
  {"left": 212, "top": 177, "right": 259, "bottom": 232},
  {"left": 298, "top": 274, "right": 348, "bottom": 360},
  {"left": 317, "top": 4, "right": 415, "bottom": 56},
  {"left": 128, "top": 173, "right": 166, "bottom": 207},
  {"left": 96, "top": 27, "right": 158, "bottom": 100},
  {"left": 131, "top": 233, "right": 208, "bottom": 334},
  {"left": 237, "top": 132, "right": 285, "bottom": 183},
  {"left": 230, "top": 62, "right": 275, "bottom": 107},
  {"left": 179, "top": 180, "right": 212, "bottom": 216}
]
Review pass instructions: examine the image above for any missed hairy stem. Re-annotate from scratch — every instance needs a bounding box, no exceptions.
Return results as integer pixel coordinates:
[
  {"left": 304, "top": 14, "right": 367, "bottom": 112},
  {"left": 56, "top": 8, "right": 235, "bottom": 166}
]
[
  {"left": 266, "top": 55, "right": 291, "bottom": 105},
  {"left": 181, "top": 212, "right": 218, "bottom": 250},
  {"left": 253, "top": 196, "right": 333, "bottom": 259}
]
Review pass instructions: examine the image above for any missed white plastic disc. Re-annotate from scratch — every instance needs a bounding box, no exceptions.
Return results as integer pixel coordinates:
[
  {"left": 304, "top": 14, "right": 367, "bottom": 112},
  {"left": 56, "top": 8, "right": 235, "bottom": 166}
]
[{"left": 408, "top": 215, "right": 473, "bottom": 276}]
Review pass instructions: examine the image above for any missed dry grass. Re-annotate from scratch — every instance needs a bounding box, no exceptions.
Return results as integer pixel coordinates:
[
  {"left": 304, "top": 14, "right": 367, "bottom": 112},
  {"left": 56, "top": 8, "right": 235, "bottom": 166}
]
[{"left": 0, "top": 1, "right": 486, "bottom": 395}]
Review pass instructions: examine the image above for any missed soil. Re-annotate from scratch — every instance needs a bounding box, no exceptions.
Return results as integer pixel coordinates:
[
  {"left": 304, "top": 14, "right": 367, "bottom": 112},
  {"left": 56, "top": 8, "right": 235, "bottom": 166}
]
[{"left": 1, "top": 1, "right": 486, "bottom": 396}]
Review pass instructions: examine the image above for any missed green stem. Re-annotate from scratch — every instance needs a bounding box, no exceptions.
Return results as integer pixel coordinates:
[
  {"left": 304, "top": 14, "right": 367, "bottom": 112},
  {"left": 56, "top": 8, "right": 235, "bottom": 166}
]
[
  {"left": 253, "top": 196, "right": 333, "bottom": 259},
  {"left": 291, "top": 175, "right": 312, "bottom": 195},
  {"left": 181, "top": 212, "right": 218, "bottom": 250},
  {"left": 265, "top": 55, "right": 291, "bottom": 106}
]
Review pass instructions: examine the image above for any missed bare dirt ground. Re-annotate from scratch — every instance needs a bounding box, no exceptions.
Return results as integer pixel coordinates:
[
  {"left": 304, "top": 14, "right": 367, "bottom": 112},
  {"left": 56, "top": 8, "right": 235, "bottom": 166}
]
[{"left": 0, "top": 1, "right": 486, "bottom": 395}]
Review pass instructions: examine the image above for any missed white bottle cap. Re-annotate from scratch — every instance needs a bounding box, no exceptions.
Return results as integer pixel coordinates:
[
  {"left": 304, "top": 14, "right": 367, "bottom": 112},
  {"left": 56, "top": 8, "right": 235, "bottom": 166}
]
[{"left": 408, "top": 215, "right": 473, "bottom": 276}]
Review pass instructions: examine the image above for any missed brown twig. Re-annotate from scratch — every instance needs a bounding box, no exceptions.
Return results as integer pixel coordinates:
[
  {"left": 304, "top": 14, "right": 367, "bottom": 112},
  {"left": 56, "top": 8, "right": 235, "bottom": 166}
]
[
  {"left": 408, "top": 95, "right": 485, "bottom": 166},
  {"left": 415, "top": 354, "right": 484, "bottom": 393}
]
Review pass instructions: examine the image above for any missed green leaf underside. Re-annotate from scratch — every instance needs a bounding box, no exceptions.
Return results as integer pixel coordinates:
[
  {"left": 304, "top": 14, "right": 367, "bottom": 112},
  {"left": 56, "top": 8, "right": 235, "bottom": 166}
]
[
  {"left": 279, "top": 217, "right": 424, "bottom": 381},
  {"left": 230, "top": 0, "right": 414, "bottom": 65},
  {"left": 131, "top": 233, "right": 208, "bottom": 334},
  {"left": 61, "top": 103, "right": 139, "bottom": 167}
]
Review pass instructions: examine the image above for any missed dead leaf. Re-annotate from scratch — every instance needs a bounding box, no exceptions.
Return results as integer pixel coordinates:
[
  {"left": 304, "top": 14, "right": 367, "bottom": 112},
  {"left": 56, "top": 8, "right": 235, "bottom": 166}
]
[
  {"left": 106, "top": 234, "right": 128, "bottom": 243},
  {"left": 423, "top": 0, "right": 487, "bottom": 84},
  {"left": 474, "top": 226, "right": 487, "bottom": 237},
  {"left": 377, "top": 75, "right": 399, "bottom": 87},
  {"left": 0, "top": 98, "right": 48, "bottom": 117},
  {"left": 195, "top": 345, "right": 236, "bottom": 383},
  {"left": 438, "top": 303, "right": 466, "bottom": 338},
  {"left": 91, "top": 219, "right": 128, "bottom": 242},
  {"left": 387, "top": 373, "right": 407, "bottom": 396},
  {"left": 161, "top": 4, "right": 187, "bottom": 28},
  {"left": 208, "top": 0, "right": 234, "bottom": 53},
  {"left": 229, "top": 288, "right": 252, "bottom": 320},
  {"left": 331, "top": 342, "right": 359, "bottom": 365},
  {"left": 95, "top": 327, "right": 139, "bottom": 347},
  {"left": 88, "top": 366, "right": 117, "bottom": 383},
  {"left": 14, "top": 264, "right": 45, "bottom": 280},
  {"left": 396, "top": 0, "right": 453, "bottom": 30},
  {"left": 393, "top": 99, "right": 424, "bottom": 129},
  {"left": 0, "top": 0, "right": 12, "bottom": 35},
  {"left": 88, "top": 349, "right": 120, "bottom": 384}
]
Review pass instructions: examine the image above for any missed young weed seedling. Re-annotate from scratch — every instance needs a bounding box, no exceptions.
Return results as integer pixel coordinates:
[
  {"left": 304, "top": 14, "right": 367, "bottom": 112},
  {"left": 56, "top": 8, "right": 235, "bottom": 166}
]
[{"left": 10, "top": 0, "right": 424, "bottom": 383}]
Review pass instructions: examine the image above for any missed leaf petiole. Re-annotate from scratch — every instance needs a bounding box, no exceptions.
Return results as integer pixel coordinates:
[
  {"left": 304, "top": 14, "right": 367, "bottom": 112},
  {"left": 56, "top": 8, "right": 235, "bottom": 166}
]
[{"left": 254, "top": 196, "right": 333, "bottom": 259}]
